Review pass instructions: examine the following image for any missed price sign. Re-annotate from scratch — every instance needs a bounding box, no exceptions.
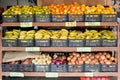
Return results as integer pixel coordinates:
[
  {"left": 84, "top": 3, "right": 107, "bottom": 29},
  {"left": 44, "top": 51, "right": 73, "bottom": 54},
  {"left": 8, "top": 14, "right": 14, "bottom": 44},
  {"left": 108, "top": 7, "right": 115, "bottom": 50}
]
[
  {"left": 20, "top": 22, "right": 32, "bottom": 27},
  {"left": 45, "top": 72, "right": 58, "bottom": 78},
  {"left": 85, "top": 72, "right": 93, "bottom": 77},
  {"left": 77, "top": 47, "right": 91, "bottom": 52},
  {"left": 85, "top": 22, "right": 100, "bottom": 26},
  {"left": 65, "top": 22, "right": 76, "bottom": 27},
  {"left": 10, "top": 72, "right": 24, "bottom": 77},
  {"left": 25, "top": 47, "right": 40, "bottom": 52}
]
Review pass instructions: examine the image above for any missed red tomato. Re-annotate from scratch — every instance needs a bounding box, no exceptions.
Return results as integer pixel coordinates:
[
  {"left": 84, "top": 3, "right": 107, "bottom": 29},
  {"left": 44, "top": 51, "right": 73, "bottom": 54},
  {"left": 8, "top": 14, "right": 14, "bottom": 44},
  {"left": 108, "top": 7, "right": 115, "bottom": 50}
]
[
  {"left": 101, "top": 77, "right": 106, "bottom": 80},
  {"left": 80, "top": 77, "right": 86, "bottom": 80},
  {"left": 86, "top": 77, "right": 91, "bottom": 80},
  {"left": 93, "top": 77, "right": 97, "bottom": 80},
  {"left": 97, "top": 77, "right": 101, "bottom": 80}
]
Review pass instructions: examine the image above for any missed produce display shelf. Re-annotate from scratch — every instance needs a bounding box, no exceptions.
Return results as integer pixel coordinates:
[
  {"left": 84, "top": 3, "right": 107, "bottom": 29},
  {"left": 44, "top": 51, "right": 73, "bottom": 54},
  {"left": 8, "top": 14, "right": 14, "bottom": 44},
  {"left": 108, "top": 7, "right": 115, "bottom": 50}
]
[
  {"left": 0, "top": 0, "right": 120, "bottom": 80},
  {"left": 2, "top": 72, "right": 118, "bottom": 77},
  {"left": 2, "top": 47, "right": 118, "bottom": 52},
  {"left": 1, "top": 22, "right": 119, "bottom": 27}
]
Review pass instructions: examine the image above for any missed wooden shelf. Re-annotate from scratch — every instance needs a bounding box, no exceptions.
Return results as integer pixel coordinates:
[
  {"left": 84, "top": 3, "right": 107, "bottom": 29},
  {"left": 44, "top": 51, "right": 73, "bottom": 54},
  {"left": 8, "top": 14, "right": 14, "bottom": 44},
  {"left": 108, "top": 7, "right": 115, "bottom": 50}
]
[
  {"left": 1, "top": 22, "right": 119, "bottom": 27},
  {"left": 2, "top": 47, "right": 118, "bottom": 52},
  {"left": 2, "top": 72, "right": 118, "bottom": 77}
]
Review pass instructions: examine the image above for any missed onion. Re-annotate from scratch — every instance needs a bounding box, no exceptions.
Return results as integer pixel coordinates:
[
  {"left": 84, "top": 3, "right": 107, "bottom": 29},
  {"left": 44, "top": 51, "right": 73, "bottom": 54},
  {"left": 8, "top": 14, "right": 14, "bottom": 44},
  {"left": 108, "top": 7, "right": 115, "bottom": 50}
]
[
  {"left": 106, "top": 60, "right": 111, "bottom": 64},
  {"left": 85, "top": 60, "right": 90, "bottom": 64},
  {"left": 103, "top": 52, "right": 107, "bottom": 55},
  {"left": 95, "top": 54, "right": 100, "bottom": 59},
  {"left": 72, "top": 52, "right": 77, "bottom": 56},
  {"left": 81, "top": 54, "right": 86, "bottom": 58},
  {"left": 61, "top": 55, "right": 66, "bottom": 60},
  {"left": 110, "top": 57, "right": 115, "bottom": 61},
  {"left": 68, "top": 62, "right": 72, "bottom": 65},
  {"left": 82, "top": 57, "right": 86, "bottom": 61},
  {"left": 90, "top": 56, "right": 94, "bottom": 60},
  {"left": 67, "top": 57, "right": 71, "bottom": 61},
  {"left": 78, "top": 61, "right": 83, "bottom": 64},
  {"left": 100, "top": 61, "right": 105, "bottom": 64},
  {"left": 101, "top": 55, "right": 106, "bottom": 60},
  {"left": 75, "top": 61, "right": 79, "bottom": 64},
  {"left": 76, "top": 53, "right": 80, "bottom": 57},
  {"left": 106, "top": 53, "right": 111, "bottom": 59}
]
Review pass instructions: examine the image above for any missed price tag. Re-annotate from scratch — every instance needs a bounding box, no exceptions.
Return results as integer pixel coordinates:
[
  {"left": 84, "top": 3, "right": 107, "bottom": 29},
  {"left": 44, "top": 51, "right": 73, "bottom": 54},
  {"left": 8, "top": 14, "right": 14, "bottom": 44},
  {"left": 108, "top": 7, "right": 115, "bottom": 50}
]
[
  {"left": 10, "top": 72, "right": 24, "bottom": 77},
  {"left": 77, "top": 47, "right": 91, "bottom": 52},
  {"left": 85, "top": 22, "right": 100, "bottom": 26},
  {"left": 20, "top": 22, "right": 32, "bottom": 27},
  {"left": 85, "top": 73, "right": 93, "bottom": 77},
  {"left": 45, "top": 72, "right": 58, "bottom": 78},
  {"left": 65, "top": 22, "right": 76, "bottom": 27},
  {"left": 25, "top": 47, "right": 40, "bottom": 52}
]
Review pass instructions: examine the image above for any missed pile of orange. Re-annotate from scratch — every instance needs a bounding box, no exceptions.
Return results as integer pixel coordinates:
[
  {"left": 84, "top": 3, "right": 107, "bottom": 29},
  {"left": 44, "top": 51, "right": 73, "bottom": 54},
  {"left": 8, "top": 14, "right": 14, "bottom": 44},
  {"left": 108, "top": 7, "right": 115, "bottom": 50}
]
[{"left": 48, "top": 2, "right": 117, "bottom": 14}]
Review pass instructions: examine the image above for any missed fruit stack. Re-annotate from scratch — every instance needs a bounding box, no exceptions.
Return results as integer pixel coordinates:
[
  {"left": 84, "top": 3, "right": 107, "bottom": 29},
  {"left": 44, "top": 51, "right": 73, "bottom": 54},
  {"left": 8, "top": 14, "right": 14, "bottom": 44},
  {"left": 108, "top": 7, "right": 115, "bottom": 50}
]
[
  {"left": 2, "top": 2, "right": 117, "bottom": 22},
  {"left": 2, "top": 29, "right": 117, "bottom": 47}
]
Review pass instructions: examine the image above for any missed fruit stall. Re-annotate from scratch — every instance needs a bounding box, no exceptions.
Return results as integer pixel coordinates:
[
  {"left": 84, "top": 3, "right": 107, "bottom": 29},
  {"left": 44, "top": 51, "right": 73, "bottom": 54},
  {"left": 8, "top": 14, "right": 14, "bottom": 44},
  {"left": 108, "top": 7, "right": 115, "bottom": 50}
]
[{"left": 0, "top": 0, "right": 120, "bottom": 80}]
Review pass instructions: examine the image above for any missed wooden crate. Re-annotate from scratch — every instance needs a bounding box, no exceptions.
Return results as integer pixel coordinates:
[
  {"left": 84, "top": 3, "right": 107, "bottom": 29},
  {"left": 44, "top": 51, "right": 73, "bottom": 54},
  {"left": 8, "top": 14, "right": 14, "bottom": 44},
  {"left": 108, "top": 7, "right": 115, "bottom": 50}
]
[{"left": 37, "top": 0, "right": 112, "bottom": 6}]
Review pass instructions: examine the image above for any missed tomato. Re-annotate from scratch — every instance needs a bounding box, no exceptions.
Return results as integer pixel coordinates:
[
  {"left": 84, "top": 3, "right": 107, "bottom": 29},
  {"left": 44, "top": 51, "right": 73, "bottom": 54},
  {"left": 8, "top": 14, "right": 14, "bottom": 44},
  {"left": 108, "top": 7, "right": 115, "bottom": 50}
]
[
  {"left": 80, "top": 77, "right": 86, "bottom": 80},
  {"left": 97, "top": 77, "right": 101, "bottom": 80},
  {"left": 93, "top": 77, "right": 97, "bottom": 80},
  {"left": 86, "top": 77, "right": 91, "bottom": 80}
]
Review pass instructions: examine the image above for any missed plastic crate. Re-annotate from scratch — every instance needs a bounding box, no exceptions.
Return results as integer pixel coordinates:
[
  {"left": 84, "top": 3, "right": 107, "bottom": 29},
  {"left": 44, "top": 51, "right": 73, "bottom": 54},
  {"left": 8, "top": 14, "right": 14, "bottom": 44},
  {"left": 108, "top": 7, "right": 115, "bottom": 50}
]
[
  {"left": 68, "top": 14, "right": 84, "bottom": 22},
  {"left": 35, "top": 14, "right": 51, "bottom": 22},
  {"left": 2, "top": 64, "right": 18, "bottom": 72},
  {"left": 18, "top": 14, "right": 34, "bottom": 22},
  {"left": 68, "top": 39, "right": 84, "bottom": 47},
  {"left": 51, "top": 64, "right": 67, "bottom": 72},
  {"left": 102, "top": 39, "right": 117, "bottom": 47},
  {"left": 2, "top": 14, "right": 18, "bottom": 22},
  {"left": 52, "top": 14, "right": 67, "bottom": 22},
  {"left": 68, "top": 64, "right": 84, "bottom": 72},
  {"left": 101, "top": 64, "right": 117, "bottom": 72},
  {"left": 18, "top": 64, "right": 33, "bottom": 72},
  {"left": 84, "top": 64, "right": 100, "bottom": 72},
  {"left": 85, "top": 39, "right": 101, "bottom": 47},
  {"left": 2, "top": 38, "right": 18, "bottom": 47},
  {"left": 35, "top": 39, "right": 50, "bottom": 47},
  {"left": 101, "top": 14, "right": 117, "bottom": 22},
  {"left": 51, "top": 39, "right": 68, "bottom": 47},
  {"left": 18, "top": 39, "right": 34, "bottom": 47},
  {"left": 34, "top": 65, "right": 50, "bottom": 72},
  {"left": 85, "top": 14, "right": 101, "bottom": 22}
]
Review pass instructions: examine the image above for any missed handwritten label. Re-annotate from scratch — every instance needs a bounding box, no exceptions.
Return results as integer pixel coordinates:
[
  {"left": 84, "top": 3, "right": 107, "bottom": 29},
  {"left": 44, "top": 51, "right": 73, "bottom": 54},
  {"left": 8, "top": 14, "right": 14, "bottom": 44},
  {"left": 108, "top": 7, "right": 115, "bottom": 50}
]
[
  {"left": 10, "top": 72, "right": 24, "bottom": 77},
  {"left": 20, "top": 22, "right": 32, "bottom": 27},
  {"left": 65, "top": 22, "right": 76, "bottom": 27},
  {"left": 77, "top": 47, "right": 91, "bottom": 52},
  {"left": 85, "top": 22, "right": 100, "bottom": 26},
  {"left": 45, "top": 72, "right": 58, "bottom": 78},
  {"left": 25, "top": 47, "right": 40, "bottom": 52},
  {"left": 85, "top": 72, "right": 93, "bottom": 77}
]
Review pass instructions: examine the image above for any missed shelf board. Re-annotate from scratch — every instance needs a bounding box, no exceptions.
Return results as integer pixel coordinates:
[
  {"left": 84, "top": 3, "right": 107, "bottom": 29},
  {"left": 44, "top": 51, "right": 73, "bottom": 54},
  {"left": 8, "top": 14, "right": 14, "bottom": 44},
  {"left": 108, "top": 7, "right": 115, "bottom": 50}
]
[
  {"left": 1, "top": 22, "right": 118, "bottom": 27},
  {"left": 2, "top": 72, "right": 118, "bottom": 77},
  {"left": 2, "top": 47, "right": 118, "bottom": 52}
]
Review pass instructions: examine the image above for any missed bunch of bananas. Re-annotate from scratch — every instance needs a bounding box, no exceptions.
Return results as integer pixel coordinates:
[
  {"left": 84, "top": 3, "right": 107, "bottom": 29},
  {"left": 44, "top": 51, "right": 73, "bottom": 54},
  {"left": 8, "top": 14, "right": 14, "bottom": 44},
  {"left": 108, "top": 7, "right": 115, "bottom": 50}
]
[
  {"left": 4, "top": 29, "right": 20, "bottom": 39},
  {"left": 51, "top": 29, "right": 69, "bottom": 39},
  {"left": 19, "top": 30, "right": 35, "bottom": 39},
  {"left": 35, "top": 29, "right": 52, "bottom": 39},
  {"left": 100, "top": 30, "right": 116, "bottom": 39}
]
